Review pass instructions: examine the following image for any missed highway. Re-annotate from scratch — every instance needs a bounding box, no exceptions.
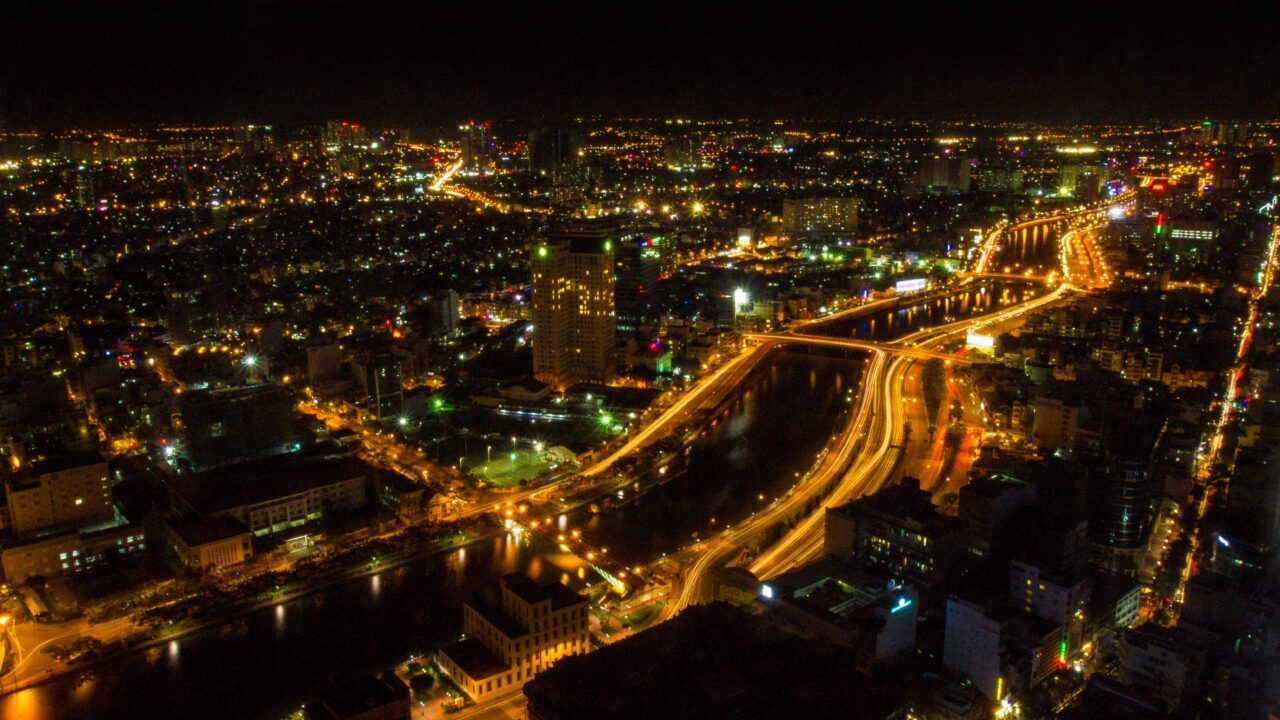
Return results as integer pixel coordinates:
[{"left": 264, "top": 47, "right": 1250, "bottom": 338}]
[
  {"left": 577, "top": 343, "right": 771, "bottom": 479},
  {"left": 663, "top": 220, "right": 1094, "bottom": 609},
  {"left": 423, "top": 212, "right": 1110, "bottom": 719}
]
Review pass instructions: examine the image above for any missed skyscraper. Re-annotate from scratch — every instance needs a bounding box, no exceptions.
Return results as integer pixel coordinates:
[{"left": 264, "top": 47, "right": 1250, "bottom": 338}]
[
  {"left": 782, "top": 197, "right": 859, "bottom": 240},
  {"left": 527, "top": 127, "right": 580, "bottom": 176},
  {"left": 178, "top": 384, "right": 301, "bottom": 471},
  {"left": 531, "top": 227, "right": 616, "bottom": 388},
  {"left": 365, "top": 353, "right": 403, "bottom": 421},
  {"left": 614, "top": 230, "right": 662, "bottom": 333},
  {"left": 460, "top": 120, "right": 492, "bottom": 173},
  {"left": 916, "top": 154, "right": 972, "bottom": 193}
]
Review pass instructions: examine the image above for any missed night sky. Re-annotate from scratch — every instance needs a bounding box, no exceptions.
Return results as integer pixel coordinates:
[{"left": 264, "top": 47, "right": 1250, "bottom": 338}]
[{"left": 3, "top": 1, "right": 1278, "bottom": 129}]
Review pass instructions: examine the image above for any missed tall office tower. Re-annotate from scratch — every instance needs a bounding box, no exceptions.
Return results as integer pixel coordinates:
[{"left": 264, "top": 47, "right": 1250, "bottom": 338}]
[
  {"left": 178, "top": 384, "right": 301, "bottom": 472},
  {"left": 980, "top": 165, "right": 1024, "bottom": 192},
  {"left": 614, "top": 231, "right": 662, "bottom": 333},
  {"left": 782, "top": 197, "right": 859, "bottom": 240},
  {"left": 235, "top": 124, "right": 274, "bottom": 154},
  {"left": 460, "top": 120, "right": 492, "bottom": 172},
  {"left": 527, "top": 127, "right": 581, "bottom": 176},
  {"left": 426, "top": 290, "right": 460, "bottom": 336},
  {"left": 531, "top": 227, "right": 616, "bottom": 388},
  {"left": 73, "top": 168, "right": 93, "bottom": 208},
  {"left": 166, "top": 282, "right": 228, "bottom": 344},
  {"left": 306, "top": 343, "right": 343, "bottom": 385},
  {"left": 365, "top": 354, "right": 403, "bottom": 421},
  {"left": 663, "top": 135, "right": 699, "bottom": 170},
  {"left": 916, "top": 154, "right": 972, "bottom": 193},
  {"left": 1088, "top": 456, "right": 1155, "bottom": 575},
  {"left": 1243, "top": 151, "right": 1275, "bottom": 190},
  {"left": 1060, "top": 162, "right": 1102, "bottom": 198}
]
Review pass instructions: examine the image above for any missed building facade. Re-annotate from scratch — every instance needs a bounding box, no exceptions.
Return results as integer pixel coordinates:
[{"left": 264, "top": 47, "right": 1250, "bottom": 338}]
[
  {"left": 2, "top": 523, "right": 145, "bottom": 583},
  {"left": 782, "top": 197, "right": 858, "bottom": 239},
  {"left": 4, "top": 451, "right": 113, "bottom": 536},
  {"left": 531, "top": 229, "right": 616, "bottom": 388},
  {"left": 166, "top": 516, "right": 253, "bottom": 570},
  {"left": 437, "top": 573, "right": 588, "bottom": 701}
]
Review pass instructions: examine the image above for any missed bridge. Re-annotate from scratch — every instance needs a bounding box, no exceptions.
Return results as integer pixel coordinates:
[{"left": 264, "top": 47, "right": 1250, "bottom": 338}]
[
  {"left": 973, "top": 192, "right": 1136, "bottom": 275},
  {"left": 743, "top": 332, "right": 979, "bottom": 364},
  {"left": 955, "top": 271, "right": 1050, "bottom": 282}
]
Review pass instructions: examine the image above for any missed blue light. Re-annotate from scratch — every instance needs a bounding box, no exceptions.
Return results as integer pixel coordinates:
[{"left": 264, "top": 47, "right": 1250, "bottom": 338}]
[
  {"left": 1217, "top": 535, "right": 1230, "bottom": 548},
  {"left": 760, "top": 584, "right": 774, "bottom": 600},
  {"left": 890, "top": 596, "right": 912, "bottom": 614}
]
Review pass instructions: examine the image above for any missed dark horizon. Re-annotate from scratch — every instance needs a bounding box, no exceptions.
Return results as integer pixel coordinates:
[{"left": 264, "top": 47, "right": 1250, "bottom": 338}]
[{"left": 4, "top": 1, "right": 1279, "bottom": 131}]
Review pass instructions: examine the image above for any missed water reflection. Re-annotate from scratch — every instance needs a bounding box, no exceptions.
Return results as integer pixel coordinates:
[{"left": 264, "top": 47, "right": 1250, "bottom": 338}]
[
  {"left": 0, "top": 533, "right": 567, "bottom": 720},
  {"left": 574, "top": 351, "right": 864, "bottom": 566}
]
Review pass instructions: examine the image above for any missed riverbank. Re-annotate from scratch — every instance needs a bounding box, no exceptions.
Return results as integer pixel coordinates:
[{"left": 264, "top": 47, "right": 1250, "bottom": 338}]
[{"left": 0, "top": 522, "right": 507, "bottom": 698}]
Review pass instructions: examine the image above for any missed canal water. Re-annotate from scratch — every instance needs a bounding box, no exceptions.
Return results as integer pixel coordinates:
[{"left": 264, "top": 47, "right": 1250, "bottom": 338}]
[
  {"left": 571, "top": 349, "right": 866, "bottom": 567},
  {"left": 1, "top": 350, "right": 865, "bottom": 720},
  {"left": 0, "top": 532, "right": 572, "bottom": 720},
  {"left": 987, "top": 221, "right": 1064, "bottom": 276},
  {"left": 808, "top": 280, "right": 1046, "bottom": 341}
]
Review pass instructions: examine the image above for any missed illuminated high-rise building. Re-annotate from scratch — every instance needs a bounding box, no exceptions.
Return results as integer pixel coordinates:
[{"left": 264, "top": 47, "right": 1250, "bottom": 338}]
[
  {"left": 614, "top": 229, "right": 662, "bottom": 333},
  {"left": 916, "top": 154, "right": 972, "bottom": 193},
  {"left": 460, "top": 120, "right": 492, "bottom": 172},
  {"left": 531, "top": 227, "right": 616, "bottom": 388},
  {"left": 365, "top": 353, "right": 403, "bottom": 421},
  {"left": 782, "top": 197, "right": 859, "bottom": 240}
]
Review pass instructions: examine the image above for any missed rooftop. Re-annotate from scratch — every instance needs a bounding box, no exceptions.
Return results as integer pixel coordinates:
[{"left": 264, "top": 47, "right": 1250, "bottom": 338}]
[
  {"left": 307, "top": 672, "right": 409, "bottom": 720},
  {"left": 501, "top": 573, "right": 587, "bottom": 611},
  {"left": 169, "top": 455, "right": 369, "bottom": 515},
  {"left": 524, "top": 602, "right": 902, "bottom": 720},
  {"left": 167, "top": 515, "right": 249, "bottom": 547},
  {"left": 467, "top": 600, "right": 530, "bottom": 641},
  {"left": 440, "top": 638, "right": 509, "bottom": 681},
  {"left": 30, "top": 450, "right": 108, "bottom": 476}
]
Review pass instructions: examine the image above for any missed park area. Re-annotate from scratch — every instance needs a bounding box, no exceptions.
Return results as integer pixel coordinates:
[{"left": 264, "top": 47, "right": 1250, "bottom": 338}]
[{"left": 466, "top": 447, "right": 563, "bottom": 487}]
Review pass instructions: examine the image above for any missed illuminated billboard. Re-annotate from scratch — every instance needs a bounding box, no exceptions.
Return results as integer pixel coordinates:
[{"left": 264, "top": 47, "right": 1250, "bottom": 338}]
[
  {"left": 966, "top": 332, "right": 995, "bottom": 349},
  {"left": 895, "top": 278, "right": 928, "bottom": 294}
]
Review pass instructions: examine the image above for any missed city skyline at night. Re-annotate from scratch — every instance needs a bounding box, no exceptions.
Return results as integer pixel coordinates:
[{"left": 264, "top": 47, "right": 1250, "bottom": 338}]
[{"left": 1, "top": 4, "right": 1279, "bottom": 720}]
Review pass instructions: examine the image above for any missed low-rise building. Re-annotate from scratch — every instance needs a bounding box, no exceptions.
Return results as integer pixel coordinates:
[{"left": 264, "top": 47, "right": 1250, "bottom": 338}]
[
  {"left": 166, "top": 516, "right": 252, "bottom": 570},
  {"left": 437, "top": 573, "right": 588, "bottom": 702},
  {"left": 1, "top": 521, "right": 145, "bottom": 583},
  {"left": 168, "top": 456, "right": 371, "bottom": 537},
  {"left": 306, "top": 671, "right": 410, "bottom": 720},
  {"left": 761, "top": 557, "right": 918, "bottom": 665},
  {"left": 375, "top": 473, "right": 442, "bottom": 522}
]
